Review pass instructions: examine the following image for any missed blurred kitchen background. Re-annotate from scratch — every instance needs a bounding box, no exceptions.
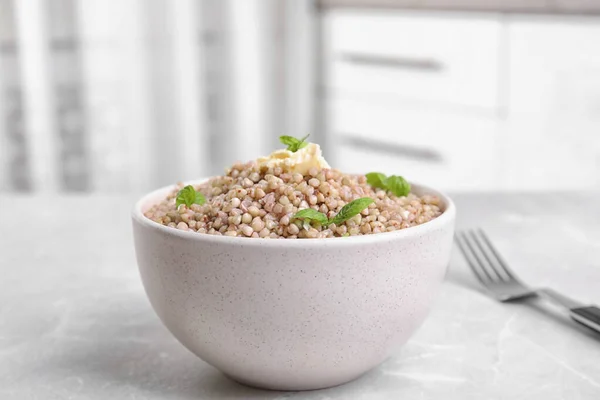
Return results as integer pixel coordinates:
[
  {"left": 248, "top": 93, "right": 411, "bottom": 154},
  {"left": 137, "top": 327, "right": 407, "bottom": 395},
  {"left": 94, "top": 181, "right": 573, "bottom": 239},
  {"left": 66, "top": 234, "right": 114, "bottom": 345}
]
[{"left": 1, "top": 0, "right": 599, "bottom": 194}]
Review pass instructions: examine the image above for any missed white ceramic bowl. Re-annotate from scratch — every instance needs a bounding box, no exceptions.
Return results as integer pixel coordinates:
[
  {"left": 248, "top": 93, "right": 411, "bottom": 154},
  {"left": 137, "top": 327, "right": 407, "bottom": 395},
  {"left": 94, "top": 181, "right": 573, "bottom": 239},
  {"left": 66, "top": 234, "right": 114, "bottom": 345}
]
[{"left": 132, "top": 180, "right": 456, "bottom": 391}]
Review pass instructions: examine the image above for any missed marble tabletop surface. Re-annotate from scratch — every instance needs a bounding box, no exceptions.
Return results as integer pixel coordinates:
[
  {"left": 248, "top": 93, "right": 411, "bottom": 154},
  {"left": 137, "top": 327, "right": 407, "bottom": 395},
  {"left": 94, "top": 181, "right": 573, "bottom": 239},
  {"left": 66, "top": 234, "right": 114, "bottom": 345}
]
[{"left": 1, "top": 192, "right": 599, "bottom": 399}]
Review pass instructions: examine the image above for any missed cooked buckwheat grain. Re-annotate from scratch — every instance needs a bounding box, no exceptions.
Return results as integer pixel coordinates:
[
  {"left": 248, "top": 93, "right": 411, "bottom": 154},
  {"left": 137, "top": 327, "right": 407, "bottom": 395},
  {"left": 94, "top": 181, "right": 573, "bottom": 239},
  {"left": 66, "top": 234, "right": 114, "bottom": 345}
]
[{"left": 144, "top": 161, "right": 442, "bottom": 239}]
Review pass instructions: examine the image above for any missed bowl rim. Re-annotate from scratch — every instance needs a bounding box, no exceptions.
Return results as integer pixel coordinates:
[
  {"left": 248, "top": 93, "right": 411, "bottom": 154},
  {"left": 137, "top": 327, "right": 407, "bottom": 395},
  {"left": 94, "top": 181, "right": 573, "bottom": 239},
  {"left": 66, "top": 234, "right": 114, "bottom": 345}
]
[{"left": 132, "top": 179, "right": 456, "bottom": 247}]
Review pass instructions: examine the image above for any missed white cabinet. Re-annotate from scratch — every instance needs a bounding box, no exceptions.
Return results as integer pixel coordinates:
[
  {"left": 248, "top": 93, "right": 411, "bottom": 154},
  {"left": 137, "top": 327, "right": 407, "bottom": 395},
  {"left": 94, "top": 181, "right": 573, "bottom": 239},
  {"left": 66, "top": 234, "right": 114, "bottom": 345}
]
[
  {"left": 328, "top": 95, "right": 501, "bottom": 191},
  {"left": 323, "top": 10, "right": 503, "bottom": 191},
  {"left": 504, "top": 17, "right": 600, "bottom": 190},
  {"left": 323, "top": 10, "right": 600, "bottom": 191},
  {"left": 328, "top": 11, "right": 502, "bottom": 110}
]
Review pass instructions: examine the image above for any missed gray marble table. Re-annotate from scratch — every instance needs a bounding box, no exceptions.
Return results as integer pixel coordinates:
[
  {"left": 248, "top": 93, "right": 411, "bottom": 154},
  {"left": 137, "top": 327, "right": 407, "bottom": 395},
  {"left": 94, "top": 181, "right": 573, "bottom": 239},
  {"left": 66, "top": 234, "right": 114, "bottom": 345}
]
[{"left": 1, "top": 192, "right": 599, "bottom": 399}]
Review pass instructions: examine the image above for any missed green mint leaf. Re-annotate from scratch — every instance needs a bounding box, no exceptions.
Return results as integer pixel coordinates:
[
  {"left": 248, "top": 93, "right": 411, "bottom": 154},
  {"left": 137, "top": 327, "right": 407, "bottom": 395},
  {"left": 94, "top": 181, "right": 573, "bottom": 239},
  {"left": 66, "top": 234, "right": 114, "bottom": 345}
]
[
  {"left": 195, "top": 191, "right": 206, "bottom": 205},
  {"left": 365, "top": 172, "right": 387, "bottom": 190},
  {"left": 176, "top": 185, "right": 206, "bottom": 208},
  {"left": 297, "top": 133, "right": 309, "bottom": 147},
  {"left": 279, "top": 134, "right": 310, "bottom": 152},
  {"left": 329, "top": 197, "right": 374, "bottom": 226},
  {"left": 386, "top": 176, "right": 411, "bottom": 197},
  {"left": 292, "top": 208, "right": 328, "bottom": 225},
  {"left": 297, "top": 140, "right": 309, "bottom": 151},
  {"left": 279, "top": 135, "right": 297, "bottom": 147},
  {"left": 366, "top": 172, "right": 411, "bottom": 197}
]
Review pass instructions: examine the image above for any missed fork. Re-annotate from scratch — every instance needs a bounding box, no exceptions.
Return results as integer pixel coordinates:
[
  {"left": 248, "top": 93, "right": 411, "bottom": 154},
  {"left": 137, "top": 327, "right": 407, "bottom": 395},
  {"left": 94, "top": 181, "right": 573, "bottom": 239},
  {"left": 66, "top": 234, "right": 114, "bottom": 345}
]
[{"left": 455, "top": 229, "right": 600, "bottom": 334}]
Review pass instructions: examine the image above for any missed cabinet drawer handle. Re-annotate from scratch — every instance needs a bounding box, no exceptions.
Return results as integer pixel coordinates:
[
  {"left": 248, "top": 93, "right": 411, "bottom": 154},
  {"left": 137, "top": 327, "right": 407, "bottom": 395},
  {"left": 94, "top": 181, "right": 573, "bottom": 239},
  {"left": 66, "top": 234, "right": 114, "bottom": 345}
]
[
  {"left": 341, "top": 135, "right": 444, "bottom": 163},
  {"left": 339, "top": 52, "right": 444, "bottom": 72}
]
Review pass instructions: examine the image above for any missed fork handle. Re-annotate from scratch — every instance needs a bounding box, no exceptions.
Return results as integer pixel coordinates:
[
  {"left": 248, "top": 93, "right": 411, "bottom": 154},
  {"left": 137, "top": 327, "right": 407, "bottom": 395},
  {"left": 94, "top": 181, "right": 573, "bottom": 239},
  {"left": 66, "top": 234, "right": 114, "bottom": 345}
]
[{"left": 570, "top": 306, "right": 600, "bottom": 333}]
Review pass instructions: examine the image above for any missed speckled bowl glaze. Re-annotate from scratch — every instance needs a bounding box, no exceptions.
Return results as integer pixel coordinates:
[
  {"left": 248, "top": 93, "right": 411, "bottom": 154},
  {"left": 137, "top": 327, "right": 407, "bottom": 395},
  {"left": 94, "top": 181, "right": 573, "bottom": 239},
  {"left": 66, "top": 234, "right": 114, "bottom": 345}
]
[{"left": 132, "top": 180, "right": 455, "bottom": 391}]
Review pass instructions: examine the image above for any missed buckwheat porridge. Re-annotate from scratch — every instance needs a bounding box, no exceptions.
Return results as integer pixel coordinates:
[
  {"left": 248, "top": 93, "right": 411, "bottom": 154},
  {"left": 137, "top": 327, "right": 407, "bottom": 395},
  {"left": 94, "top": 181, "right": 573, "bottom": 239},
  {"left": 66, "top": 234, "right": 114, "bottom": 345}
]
[{"left": 144, "top": 136, "right": 442, "bottom": 238}]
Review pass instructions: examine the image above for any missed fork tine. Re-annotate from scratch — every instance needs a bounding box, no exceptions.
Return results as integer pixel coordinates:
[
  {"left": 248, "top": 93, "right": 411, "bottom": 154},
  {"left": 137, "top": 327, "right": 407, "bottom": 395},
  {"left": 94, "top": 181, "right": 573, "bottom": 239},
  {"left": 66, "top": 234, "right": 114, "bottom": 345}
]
[
  {"left": 476, "top": 229, "right": 519, "bottom": 282},
  {"left": 455, "top": 232, "right": 492, "bottom": 284},
  {"left": 468, "top": 230, "right": 507, "bottom": 282},
  {"left": 460, "top": 231, "right": 497, "bottom": 282}
]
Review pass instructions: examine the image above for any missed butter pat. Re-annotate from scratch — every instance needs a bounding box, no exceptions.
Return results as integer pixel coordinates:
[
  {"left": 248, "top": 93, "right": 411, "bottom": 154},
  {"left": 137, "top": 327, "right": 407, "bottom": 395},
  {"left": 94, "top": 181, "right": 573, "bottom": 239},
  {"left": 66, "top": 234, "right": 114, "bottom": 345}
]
[{"left": 257, "top": 143, "right": 331, "bottom": 175}]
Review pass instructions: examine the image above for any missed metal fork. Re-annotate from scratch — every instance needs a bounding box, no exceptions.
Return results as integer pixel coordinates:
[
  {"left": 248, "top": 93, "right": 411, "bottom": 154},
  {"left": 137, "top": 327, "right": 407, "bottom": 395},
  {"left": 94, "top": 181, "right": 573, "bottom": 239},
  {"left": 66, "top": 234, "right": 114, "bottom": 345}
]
[{"left": 455, "top": 229, "right": 600, "bottom": 334}]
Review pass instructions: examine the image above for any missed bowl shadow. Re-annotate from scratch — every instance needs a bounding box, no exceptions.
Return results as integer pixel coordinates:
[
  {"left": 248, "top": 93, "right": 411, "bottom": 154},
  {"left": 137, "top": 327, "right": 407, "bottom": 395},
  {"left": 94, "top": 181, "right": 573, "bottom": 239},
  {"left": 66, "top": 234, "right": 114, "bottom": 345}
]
[{"left": 40, "top": 295, "right": 433, "bottom": 399}]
